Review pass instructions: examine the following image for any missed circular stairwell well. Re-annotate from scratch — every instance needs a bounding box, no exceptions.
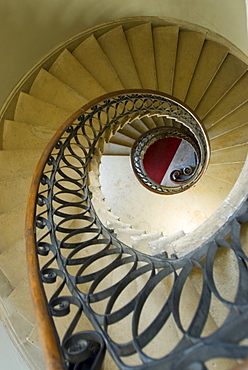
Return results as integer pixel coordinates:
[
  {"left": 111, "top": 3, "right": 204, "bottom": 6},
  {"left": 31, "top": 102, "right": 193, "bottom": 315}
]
[{"left": 0, "top": 16, "right": 248, "bottom": 369}]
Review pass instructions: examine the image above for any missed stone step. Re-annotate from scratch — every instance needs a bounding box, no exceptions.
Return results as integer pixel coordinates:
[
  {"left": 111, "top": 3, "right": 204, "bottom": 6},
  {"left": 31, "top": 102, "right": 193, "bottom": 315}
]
[
  {"left": 105, "top": 219, "right": 131, "bottom": 231},
  {"left": 185, "top": 40, "right": 228, "bottom": 109},
  {"left": 0, "top": 237, "right": 27, "bottom": 289},
  {"left": 163, "top": 116, "right": 174, "bottom": 126},
  {"left": 141, "top": 115, "right": 157, "bottom": 130},
  {"left": 191, "top": 182, "right": 224, "bottom": 217},
  {"left": 207, "top": 101, "right": 248, "bottom": 139},
  {"left": 29, "top": 68, "right": 87, "bottom": 113},
  {"left": 88, "top": 169, "right": 101, "bottom": 187},
  {"left": 173, "top": 30, "right": 205, "bottom": 102},
  {"left": 0, "top": 205, "right": 26, "bottom": 253},
  {"left": 149, "top": 230, "right": 186, "bottom": 256},
  {"left": 118, "top": 123, "right": 142, "bottom": 141},
  {"left": 131, "top": 232, "right": 164, "bottom": 254},
  {"left": 203, "top": 71, "right": 248, "bottom": 128},
  {"left": 197, "top": 175, "right": 234, "bottom": 200},
  {"left": 8, "top": 280, "right": 36, "bottom": 328},
  {"left": 210, "top": 123, "right": 248, "bottom": 151},
  {"left": 49, "top": 49, "right": 106, "bottom": 100},
  {"left": 195, "top": 53, "right": 247, "bottom": 119},
  {"left": 210, "top": 144, "right": 248, "bottom": 164},
  {"left": 129, "top": 118, "right": 150, "bottom": 134},
  {"left": 109, "top": 131, "right": 135, "bottom": 147},
  {"left": 0, "top": 176, "right": 32, "bottom": 214},
  {"left": 0, "top": 296, "right": 45, "bottom": 370},
  {"left": 116, "top": 228, "right": 146, "bottom": 246},
  {"left": 91, "top": 197, "right": 120, "bottom": 226},
  {"left": 73, "top": 34, "right": 124, "bottom": 92},
  {"left": 153, "top": 25, "right": 179, "bottom": 94},
  {"left": 152, "top": 115, "right": 164, "bottom": 127},
  {"left": 103, "top": 142, "right": 131, "bottom": 155},
  {"left": 0, "top": 149, "right": 41, "bottom": 180},
  {"left": 3, "top": 120, "right": 55, "bottom": 150},
  {"left": 97, "top": 25, "right": 142, "bottom": 89},
  {"left": 14, "top": 92, "right": 70, "bottom": 130},
  {"left": 125, "top": 23, "right": 157, "bottom": 90},
  {"left": 205, "top": 163, "right": 245, "bottom": 185}
]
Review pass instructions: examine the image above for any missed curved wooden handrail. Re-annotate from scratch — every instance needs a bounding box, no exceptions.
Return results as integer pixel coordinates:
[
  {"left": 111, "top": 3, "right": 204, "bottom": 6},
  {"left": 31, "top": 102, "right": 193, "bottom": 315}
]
[
  {"left": 25, "top": 108, "right": 84, "bottom": 369},
  {"left": 26, "top": 89, "right": 176, "bottom": 368}
]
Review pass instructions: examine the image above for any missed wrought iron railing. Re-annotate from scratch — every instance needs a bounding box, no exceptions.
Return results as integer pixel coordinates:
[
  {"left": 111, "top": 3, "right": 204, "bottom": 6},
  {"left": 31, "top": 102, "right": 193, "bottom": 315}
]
[{"left": 26, "top": 90, "right": 248, "bottom": 369}]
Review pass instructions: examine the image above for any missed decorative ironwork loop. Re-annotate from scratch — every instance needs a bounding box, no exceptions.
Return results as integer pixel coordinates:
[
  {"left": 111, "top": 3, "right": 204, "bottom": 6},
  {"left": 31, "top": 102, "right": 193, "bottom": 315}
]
[{"left": 26, "top": 90, "right": 247, "bottom": 370}]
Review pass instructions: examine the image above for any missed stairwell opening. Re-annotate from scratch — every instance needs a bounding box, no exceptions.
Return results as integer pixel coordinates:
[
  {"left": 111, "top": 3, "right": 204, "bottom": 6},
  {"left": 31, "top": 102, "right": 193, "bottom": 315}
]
[{"left": 131, "top": 124, "right": 206, "bottom": 195}]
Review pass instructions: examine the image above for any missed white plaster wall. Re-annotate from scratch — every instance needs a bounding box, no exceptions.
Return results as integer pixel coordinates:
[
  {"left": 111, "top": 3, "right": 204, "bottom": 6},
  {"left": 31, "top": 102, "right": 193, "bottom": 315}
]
[{"left": 0, "top": 0, "right": 247, "bottom": 107}]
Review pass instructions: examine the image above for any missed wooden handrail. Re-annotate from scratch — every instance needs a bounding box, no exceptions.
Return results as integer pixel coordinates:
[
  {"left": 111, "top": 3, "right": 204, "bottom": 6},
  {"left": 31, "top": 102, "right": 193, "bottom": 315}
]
[
  {"left": 25, "top": 89, "right": 158, "bottom": 368},
  {"left": 25, "top": 105, "right": 88, "bottom": 369}
]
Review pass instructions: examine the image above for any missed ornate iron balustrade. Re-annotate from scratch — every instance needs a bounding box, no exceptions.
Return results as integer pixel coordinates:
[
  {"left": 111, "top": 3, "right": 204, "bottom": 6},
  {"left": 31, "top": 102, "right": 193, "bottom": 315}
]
[{"left": 26, "top": 90, "right": 248, "bottom": 370}]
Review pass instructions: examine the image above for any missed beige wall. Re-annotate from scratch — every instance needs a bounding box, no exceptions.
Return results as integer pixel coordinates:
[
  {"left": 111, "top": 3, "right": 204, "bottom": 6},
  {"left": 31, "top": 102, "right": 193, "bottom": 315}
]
[{"left": 0, "top": 0, "right": 247, "bottom": 108}]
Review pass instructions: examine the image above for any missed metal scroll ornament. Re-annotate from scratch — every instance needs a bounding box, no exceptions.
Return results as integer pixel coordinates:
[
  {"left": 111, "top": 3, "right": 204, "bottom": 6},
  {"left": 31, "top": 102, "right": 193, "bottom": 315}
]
[
  {"left": 131, "top": 123, "right": 209, "bottom": 195},
  {"left": 30, "top": 91, "right": 238, "bottom": 370}
]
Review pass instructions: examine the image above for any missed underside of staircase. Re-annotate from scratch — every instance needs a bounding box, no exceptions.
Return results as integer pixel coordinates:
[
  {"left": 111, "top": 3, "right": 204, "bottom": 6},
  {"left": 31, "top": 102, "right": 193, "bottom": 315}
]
[{"left": 0, "top": 16, "right": 247, "bottom": 369}]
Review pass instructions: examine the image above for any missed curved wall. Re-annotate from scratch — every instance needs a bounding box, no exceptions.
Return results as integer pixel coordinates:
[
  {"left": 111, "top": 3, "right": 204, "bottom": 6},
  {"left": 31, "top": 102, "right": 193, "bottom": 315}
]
[{"left": 0, "top": 0, "right": 247, "bottom": 108}]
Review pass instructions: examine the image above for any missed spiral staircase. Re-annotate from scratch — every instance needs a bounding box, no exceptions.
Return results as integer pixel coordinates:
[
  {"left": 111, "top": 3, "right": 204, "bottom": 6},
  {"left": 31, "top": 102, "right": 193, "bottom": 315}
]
[{"left": 0, "top": 17, "right": 248, "bottom": 369}]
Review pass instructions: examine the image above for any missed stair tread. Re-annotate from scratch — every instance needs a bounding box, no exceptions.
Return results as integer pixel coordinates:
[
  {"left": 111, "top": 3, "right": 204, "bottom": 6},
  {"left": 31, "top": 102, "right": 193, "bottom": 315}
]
[
  {"left": 129, "top": 118, "right": 150, "bottom": 134},
  {"left": 203, "top": 71, "right": 248, "bottom": 128},
  {"left": 198, "top": 175, "right": 233, "bottom": 200},
  {"left": 173, "top": 30, "right": 205, "bottom": 102},
  {"left": 0, "top": 237, "right": 27, "bottom": 288},
  {"left": 8, "top": 279, "right": 36, "bottom": 326},
  {"left": 73, "top": 34, "right": 124, "bottom": 92},
  {"left": 109, "top": 131, "right": 135, "bottom": 147},
  {"left": 196, "top": 54, "right": 247, "bottom": 118},
  {"left": 185, "top": 40, "right": 228, "bottom": 109},
  {"left": 210, "top": 123, "right": 248, "bottom": 151},
  {"left": 0, "top": 204, "right": 26, "bottom": 252},
  {"left": 208, "top": 101, "right": 248, "bottom": 139},
  {"left": 0, "top": 149, "right": 41, "bottom": 179},
  {"left": 103, "top": 143, "right": 131, "bottom": 155},
  {"left": 3, "top": 120, "right": 55, "bottom": 150},
  {"left": 210, "top": 143, "right": 248, "bottom": 164},
  {"left": 14, "top": 92, "right": 70, "bottom": 129},
  {"left": 1, "top": 296, "right": 35, "bottom": 345},
  {"left": 0, "top": 175, "right": 32, "bottom": 214},
  {"left": 152, "top": 115, "right": 165, "bottom": 127},
  {"left": 163, "top": 117, "right": 174, "bottom": 127},
  {"left": 141, "top": 115, "right": 157, "bottom": 130},
  {"left": 125, "top": 23, "right": 157, "bottom": 90},
  {"left": 191, "top": 183, "right": 223, "bottom": 217},
  {"left": 153, "top": 26, "right": 179, "bottom": 94},
  {"left": 49, "top": 49, "right": 106, "bottom": 100},
  {"left": 205, "top": 162, "right": 244, "bottom": 185},
  {"left": 118, "top": 124, "right": 142, "bottom": 141},
  {"left": 97, "top": 26, "right": 142, "bottom": 89},
  {"left": 29, "top": 68, "right": 87, "bottom": 113}
]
